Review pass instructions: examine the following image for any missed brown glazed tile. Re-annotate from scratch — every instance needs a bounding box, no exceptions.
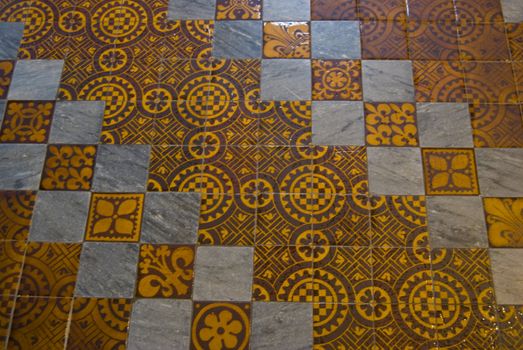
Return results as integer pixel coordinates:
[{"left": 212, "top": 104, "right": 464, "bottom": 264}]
[
  {"left": 408, "top": 21, "right": 460, "bottom": 60},
  {"left": 458, "top": 22, "right": 510, "bottom": 61},
  {"left": 0, "top": 61, "right": 15, "bottom": 99},
  {"left": 0, "top": 240, "right": 26, "bottom": 296},
  {"left": 507, "top": 23, "right": 523, "bottom": 61},
  {"left": 513, "top": 62, "right": 523, "bottom": 103},
  {"left": 0, "top": 295, "right": 14, "bottom": 347},
  {"left": 470, "top": 104, "right": 523, "bottom": 148},
  {"left": 496, "top": 305, "right": 523, "bottom": 349},
  {"left": 216, "top": 0, "right": 262, "bottom": 19},
  {"left": 263, "top": 22, "right": 311, "bottom": 59},
  {"left": 209, "top": 59, "right": 261, "bottom": 101},
  {"left": 311, "top": 0, "right": 358, "bottom": 20},
  {"left": 407, "top": 0, "right": 456, "bottom": 21},
  {"left": 413, "top": 60, "right": 467, "bottom": 102},
  {"left": 463, "top": 62, "right": 518, "bottom": 104},
  {"left": 161, "top": 20, "right": 213, "bottom": 60},
  {"left": 0, "top": 191, "right": 36, "bottom": 241},
  {"left": 361, "top": 20, "right": 409, "bottom": 59},
  {"left": 358, "top": 0, "right": 407, "bottom": 21},
  {"left": 483, "top": 197, "right": 523, "bottom": 247},
  {"left": 454, "top": 0, "right": 504, "bottom": 23},
  {"left": 312, "top": 60, "right": 362, "bottom": 100},
  {"left": 364, "top": 102, "right": 419, "bottom": 146},
  {"left": 258, "top": 101, "right": 312, "bottom": 146},
  {"left": 0, "top": 101, "right": 55, "bottom": 143}
]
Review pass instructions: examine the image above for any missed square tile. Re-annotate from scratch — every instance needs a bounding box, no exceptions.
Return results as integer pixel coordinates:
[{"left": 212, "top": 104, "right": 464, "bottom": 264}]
[
  {"left": 263, "top": 0, "right": 310, "bottom": 20},
  {"left": 367, "top": 147, "right": 424, "bottom": 195},
  {"left": 491, "top": 249, "right": 523, "bottom": 304},
  {"left": 8, "top": 59, "right": 64, "bottom": 100},
  {"left": 428, "top": 196, "right": 488, "bottom": 248},
  {"left": 312, "top": 101, "right": 364, "bottom": 145},
  {"left": 458, "top": 22, "right": 509, "bottom": 61},
  {"left": 470, "top": 104, "right": 523, "bottom": 148},
  {"left": 408, "top": 21, "right": 459, "bottom": 60},
  {"left": 0, "top": 144, "right": 46, "bottom": 190},
  {"left": 251, "top": 302, "right": 313, "bottom": 349},
  {"left": 49, "top": 101, "right": 104, "bottom": 144},
  {"left": 263, "top": 22, "right": 311, "bottom": 59},
  {"left": 0, "top": 295, "right": 14, "bottom": 347},
  {"left": 417, "top": 103, "right": 473, "bottom": 147},
  {"left": 29, "top": 191, "right": 90, "bottom": 242},
  {"left": 213, "top": 21, "right": 262, "bottom": 58},
  {"left": 75, "top": 242, "right": 139, "bottom": 298},
  {"left": 463, "top": 62, "right": 518, "bottom": 104},
  {"left": 513, "top": 62, "right": 523, "bottom": 104},
  {"left": 216, "top": 0, "right": 262, "bottom": 19},
  {"left": 312, "top": 21, "right": 361, "bottom": 59},
  {"left": 362, "top": 60, "right": 414, "bottom": 102},
  {"left": 422, "top": 148, "right": 479, "bottom": 195},
  {"left": 475, "top": 149, "right": 523, "bottom": 196},
  {"left": 0, "top": 61, "right": 15, "bottom": 99},
  {"left": 502, "top": 0, "right": 523, "bottom": 22},
  {"left": 483, "top": 197, "right": 523, "bottom": 248},
  {"left": 413, "top": 61, "right": 467, "bottom": 102},
  {"left": 128, "top": 299, "right": 191, "bottom": 350},
  {"left": 358, "top": 0, "right": 407, "bottom": 20},
  {"left": 364, "top": 102, "right": 419, "bottom": 147},
  {"left": 161, "top": 20, "right": 213, "bottom": 60},
  {"left": 360, "top": 20, "right": 408, "bottom": 59},
  {"left": 210, "top": 59, "right": 261, "bottom": 101},
  {"left": 193, "top": 246, "right": 253, "bottom": 301},
  {"left": 92, "top": 145, "right": 151, "bottom": 193},
  {"left": 507, "top": 23, "right": 523, "bottom": 61},
  {"left": 0, "top": 101, "right": 54, "bottom": 143},
  {"left": 312, "top": 59, "right": 362, "bottom": 100},
  {"left": 259, "top": 100, "right": 312, "bottom": 146},
  {"left": 167, "top": 0, "right": 215, "bottom": 19},
  {"left": 407, "top": 0, "right": 455, "bottom": 21},
  {"left": 204, "top": 100, "right": 259, "bottom": 145},
  {"left": 0, "top": 191, "right": 35, "bottom": 241},
  {"left": 311, "top": 0, "right": 358, "bottom": 19},
  {"left": 455, "top": 0, "right": 504, "bottom": 22},
  {"left": 157, "top": 59, "right": 211, "bottom": 101},
  {"left": 0, "top": 22, "right": 24, "bottom": 59},
  {"left": 136, "top": 244, "right": 195, "bottom": 298},
  {"left": 0, "top": 240, "right": 26, "bottom": 295},
  {"left": 142, "top": 192, "right": 201, "bottom": 244},
  {"left": 261, "top": 59, "right": 311, "bottom": 100},
  {"left": 496, "top": 305, "right": 523, "bottom": 349}
]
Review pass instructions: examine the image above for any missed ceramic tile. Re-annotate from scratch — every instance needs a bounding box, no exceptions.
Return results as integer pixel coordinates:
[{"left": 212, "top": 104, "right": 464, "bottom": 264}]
[
  {"left": 496, "top": 305, "right": 523, "bottom": 349},
  {"left": 261, "top": 59, "right": 311, "bottom": 100},
  {"left": 0, "top": 240, "right": 26, "bottom": 296},
  {"left": 204, "top": 100, "right": 259, "bottom": 145},
  {"left": 358, "top": 0, "right": 407, "bottom": 21},
  {"left": 263, "top": 22, "right": 311, "bottom": 59},
  {"left": 312, "top": 21, "right": 361, "bottom": 59},
  {"left": 0, "top": 61, "right": 14, "bottom": 99},
  {"left": 311, "top": 0, "right": 358, "bottom": 20},
  {"left": 312, "top": 59, "right": 362, "bottom": 101},
  {"left": 0, "top": 295, "right": 14, "bottom": 347},
  {"left": 455, "top": 0, "right": 504, "bottom": 22},
  {"left": 360, "top": 20, "right": 409, "bottom": 59},
  {"left": 209, "top": 59, "right": 261, "bottom": 100},
  {"left": 470, "top": 104, "right": 523, "bottom": 148},
  {"left": 0, "top": 101, "right": 55, "bottom": 144},
  {"left": 416, "top": 103, "right": 473, "bottom": 147},
  {"left": 458, "top": 22, "right": 510, "bottom": 61},
  {"left": 259, "top": 100, "right": 312, "bottom": 146},
  {"left": 408, "top": 21, "right": 460, "bottom": 60},
  {"left": 263, "top": 0, "right": 310, "bottom": 20},
  {"left": 413, "top": 60, "right": 467, "bottom": 103},
  {"left": 0, "top": 191, "right": 36, "bottom": 241},
  {"left": 483, "top": 197, "right": 523, "bottom": 248},
  {"left": 506, "top": 23, "right": 523, "bottom": 61},
  {"left": 512, "top": 61, "right": 523, "bottom": 103},
  {"left": 161, "top": 20, "right": 213, "bottom": 60},
  {"left": 463, "top": 62, "right": 518, "bottom": 104},
  {"left": 475, "top": 148, "right": 523, "bottom": 196},
  {"left": 364, "top": 102, "right": 419, "bottom": 147},
  {"left": 312, "top": 101, "right": 365, "bottom": 145},
  {"left": 407, "top": 0, "right": 456, "bottom": 21},
  {"left": 213, "top": 21, "right": 262, "bottom": 59},
  {"left": 362, "top": 60, "right": 414, "bottom": 102},
  {"left": 216, "top": 0, "right": 262, "bottom": 19}
]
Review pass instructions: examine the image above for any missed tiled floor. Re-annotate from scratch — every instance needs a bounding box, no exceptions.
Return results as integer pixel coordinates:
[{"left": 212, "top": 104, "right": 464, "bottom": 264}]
[{"left": 0, "top": 0, "right": 522, "bottom": 348}]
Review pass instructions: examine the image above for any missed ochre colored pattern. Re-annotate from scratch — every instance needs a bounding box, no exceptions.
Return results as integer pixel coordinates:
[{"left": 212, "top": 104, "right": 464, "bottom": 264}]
[
  {"left": 209, "top": 59, "right": 260, "bottom": 101},
  {"left": 0, "top": 61, "right": 14, "bottom": 99},
  {"left": 312, "top": 59, "right": 362, "bottom": 100},
  {"left": 483, "top": 197, "right": 523, "bottom": 248},
  {"left": 205, "top": 100, "right": 259, "bottom": 146},
  {"left": 0, "top": 296, "right": 15, "bottom": 347},
  {"left": 463, "top": 62, "right": 518, "bottom": 104},
  {"left": 407, "top": 0, "right": 456, "bottom": 21},
  {"left": 0, "top": 101, "right": 55, "bottom": 143},
  {"left": 311, "top": 0, "right": 358, "bottom": 20},
  {"left": 360, "top": 20, "right": 408, "bottom": 59},
  {"left": 258, "top": 101, "right": 312, "bottom": 146},
  {"left": 413, "top": 61, "right": 467, "bottom": 102},
  {"left": 364, "top": 102, "right": 419, "bottom": 146},
  {"left": 263, "top": 22, "right": 311, "bottom": 59},
  {"left": 507, "top": 23, "right": 523, "bottom": 61},
  {"left": 470, "top": 104, "right": 523, "bottom": 148},
  {"left": 216, "top": 0, "right": 261, "bottom": 19},
  {"left": 454, "top": 0, "right": 504, "bottom": 22},
  {"left": 0, "top": 240, "right": 26, "bottom": 296},
  {"left": 497, "top": 305, "right": 523, "bottom": 349},
  {"left": 0, "top": 191, "right": 36, "bottom": 241},
  {"left": 408, "top": 21, "right": 459, "bottom": 60},
  {"left": 458, "top": 22, "right": 510, "bottom": 61},
  {"left": 358, "top": 0, "right": 407, "bottom": 20}
]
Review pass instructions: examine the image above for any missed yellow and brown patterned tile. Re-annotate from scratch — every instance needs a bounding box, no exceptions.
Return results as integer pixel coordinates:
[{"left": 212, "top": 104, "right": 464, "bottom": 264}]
[
  {"left": 0, "top": 191, "right": 36, "bottom": 241},
  {"left": 364, "top": 102, "right": 419, "bottom": 147},
  {"left": 312, "top": 59, "right": 362, "bottom": 101},
  {"left": 0, "top": 240, "right": 26, "bottom": 296},
  {"left": 0, "top": 0, "right": 32, "bottom": 23},
  {"left": 136, "top": 244, "right": 194, "bottom": 298},
  {"left": 408, "top": 21, "right": 460, "bottom": 61},
  {"left": 422, "top": 148, "right": 480, "bottom": 196},
  {"left": 407, "top": 0, "right": 455, "bottom": 21},
  {"left": 216, "top": 0, "right": 262, "bottom": 19},
  {"left": 158, "top": 59, "right": 211, "bottom": 101},
  {"left": 17, "top": 242, "right": 81, "bottom": 297},
  {"left": 458, "top": 22, "right": 510, "bottom": 61},
  {"left": 483, "top": 197, "right": 523, "bottom": 248},
  {"left": 7, "top": 296, "right": 71, "bottom": 350},
  {"left": 253, "top": 245, "right": 313, "bottom": 301},
  {"left": 311, "top": 0, "right": 358, "bottom": 20},
  {"left": 513, "top": 61, "right": 523, "bottom": 104},
  {"left": 470, "top": 104, "right": 523, "bottom": 148},
  {"left": 412, "top": 61, "right": 467, "bottom": 103},
  {"left": 0, "top": 101, "right": 55, "bottom": 143},
  {"left": 198, "top": 193, "right": 256, "bottom": 246},
  {"left": 454, "top": 0, "right": 504, "bottom": 23},
  {"left": 360, "top": 20, "right": 409, "bottom": 59},
  {"left": 85, "top": 193, "right": 144, "bottom": 242},
  {"left": 263, "top": 22, "right": 311, "bottom": 59},
  {"left": 161, "top": 20, "right": 213, "bottom": 59},
  {"left": 507, "top": 23, "right": 523, "bottom": 61},
  {"left": 463, "top": 62, "right": 518, "bottom": 104},
  {"left": 67, "top": 297, "right": 132, "bottom": 349},
  {"left": 57, "top": 58, "right": 112, "bottom": 101},
  {"left": 258, "top": 100, "right": 311, "bottom": 146},
  {"left": 191, "top": 302, "right": 251, "bottom": 350},
  {"left": 496, "top": 305, "right": 523, "bottom": 349},
  {"left": 358, "top": 0, "right": 407, "bottom": 21},
  {"left": 209, "top": 59, "right": 261, "bottom": 101},
  {"left": 0, "top": 295, "right": 14, "bottom": 348},
  {"left": 0, "top": 61, "right": 15, "bottom": 99}
]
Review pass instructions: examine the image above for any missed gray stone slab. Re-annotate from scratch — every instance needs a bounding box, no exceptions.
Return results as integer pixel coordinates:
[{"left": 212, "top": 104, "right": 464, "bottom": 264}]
[
  {"left": 168, "top": 0, "right": 215, "bottom": 19},
  {"left": 367, "top": 147, "right": 424, "bottom": 195},
  {"left": 261, "top": 59, "right": 311, "bottom": 100},
  {"left": 193, "top": 246, "right": 253, "bottom": 301},
  {"left": 0, "top": 144, "right": 46, "bottom": 190},
  {"left": 312, "top": 101, "right": 364, "bottom": 145},
  {"left": 8, "top": 60, "right": 64, "bottom": 100},
  {"left": 502, "top": 0, "right": 523, "bottom": 22},
  {"left": 213, "top": 21, "right": 262, "bottom": 58},
  {"left": 417, "top": 103, "right": 473, "bottom": 147},
  {"left": 427, "top": 196, "right": 488, "bottom": 248},
  {"left": 141, "top": 192, "right": 201, "bottom": 244},
  {"left": 0, "top": 100, "right": 5, "bottom": 126},
  {"left": 76, "top": 242, "right": 139, "bottom": 298},
  {"left": 128, "top": 299, "right": 191, "bottom": 350},
  {"left": 312, "top": 21, "right": 361, "bottom": 59},
  {"left": 362, "top": 60, "right": 414, "bottom": 102},
  {"left": 251, "top": 302, "right": 313, "bottom": 350},
  {"left": 475, "top": 148, "right": 523, "bottom": 196},
  {"left": 263, "top": 0, "right": 310, "bottom": 20},
  {"left": 92, "top": 145, "right": 151, "bottom": 192},
  {"left": 49, "top": 101, "right": 105, "bottom": 144},
  {"left": 29, "top": 191, "right": 90, "bottom": 242},
  {"left": 0, "top": 22, "right": 24, "bottom": 59},
  {"left": 490, "top": 249, "right": 523, "bottom": 304}
]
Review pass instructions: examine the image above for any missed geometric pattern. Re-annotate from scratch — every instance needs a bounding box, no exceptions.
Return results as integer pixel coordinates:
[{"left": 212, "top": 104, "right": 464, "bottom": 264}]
[
  {"left": 0, "top": 191, "right": 36, "bottom": 241},
  {"left": 258, "top": 100, "right": 312, "bottom": 146},
  {"left": 507, "top": 23, "right": 523, "bottom": 61},
  {"left": 216, "top": 0, "right": 262, "bottom": 19},
  {"left": 458, "top": 22, "right": 509, "bottom": 61},
  {"left": 497, "top": 305, "right": 523, "bottom": 349},
  {"left": 312, "top": 60, "right": 362, "bottom": 100},
  {"left": 483, "top": 197, "right": 523, "bottom": 248},
  {"left": 0, "top": 61, "right": 14, "bottom": 99},
  {"left": 361, "top": 20, "right": 408, "bottom": 59},
  {"left": 470, "top": 104, "right": 523, "bottom": 148},
  {"left": 413, "top": 60, "right": 467, "bottom": 102},
  {"left": 463, "top": 62, "right": 518, "bottom": 104},
  {"left": 263, "top": 22, "right": 311, "bottom": 59},
  {"left": 0, "top": 101, "right": 55, "bottom": 143},
  {"left": 0, "top": 240, "right": 26, "bottom": 296},
  {"left": 311, "top": 0, "right": 358, "bottom": 20},
  {"left": 364, "top": 102, "right": 419, "bottom": 146},
  {"left": 408, "top": 21, "right": 459, "bottom": 60}
]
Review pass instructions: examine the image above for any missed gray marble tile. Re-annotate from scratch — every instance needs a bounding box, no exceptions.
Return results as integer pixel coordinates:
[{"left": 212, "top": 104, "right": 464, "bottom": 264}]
[
  {"left": 417, "top": 103, "right": 473, "bottom": 147},
  {"left": 92, "top": 145, "right": 151, "bottom": 192},
  {"left": 0, "top": 22, "right": 24, "bottom": 59},
  {"left": 367, "top": 147, "right": 424, "bottom": 195},
  {"left": 261, "top": 59, "right": 311, "bottom": 100},
  {"left": 0, "top": 100, "right": 5, "bottom": 126},
  {"left": 312, "top": 21, "right": 361, "bottom": 59},
  {"left": 362, "top": 60, "right": 414, "bottom": 102},
  {"left": 0, "top": 144, "right": 46, "bottom": 190},
  {"left": 128, "top": 299, "right": 191, "bottom": 350},
  {"left": 428, "top": 196, "right": 488, "bottom": 248},
  {"left": 193, "top": 246, "right": 253, "bottom": 301},
  {"left": 168, "top": 0, "right": 215, "bottom": 19},
  {"left": 49, "top": 101, "right": 105, "bottom": 144},
  {"left": 251, "top": 302, "right": 313, "bottom": 350},
  {"left": 29, "top": 191, "right": 90, "bottom": 242},
  {"left": 8, "top": 60, "right": 64, "bottom": 100},
  {"left": 312, "top": 101, "right": 364, "bottom": 145},
  {"left": 475, "top": 149, "right": 523, "bottom": 196},
  {"left": 502, "top": 0, "right": 523, "bottom": 22},
  {"left": 141, "top": 192, "right": 201, "bottom": 244},
  {"left": 490, "top": 249, "right": 523, "bottom": 304},
  {"left": 263, "top": 0, "right": 310, "bottom": 20},
  {"left": 76, "top": 242, "right": 139, "bottom": 298},
  {"left": 213, "top": 21, "right": 262, "bottom": 59}
]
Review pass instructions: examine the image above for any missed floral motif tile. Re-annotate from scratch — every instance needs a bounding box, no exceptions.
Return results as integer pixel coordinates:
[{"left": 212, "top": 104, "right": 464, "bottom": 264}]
[
  {"left": 413, "top": 61, "right": 467, "bottom": 102},
  {"left": 311, "top": 0, "right": 358, "bottom": 20},
  {"left": 408, "top": 21, "right": 459, "bottom": 60},
  {"left": 483, "top": 197, "right": 523, "bottom": 248},
  {"left": 263, "top": 22, "right": 311, "bottom": 59},
  {"left": 258, "top": 100, "right": 312, "bottom": 146},
  {"left": 216, "top": 0, "right": 262, "bottom": 19},
  {"left": 85, "top": 193, "right": 145, "bottom": 242},
  {"left": 360, "top": 20, "right": 408, "bottom": 59},
  {"left": 0, "top": 191, "right": 36, "bottom": 241},
  {"left": 364, "top": 102, "right": 419, "bottom": 146},
  {"left": 0, "top": 61, "right": 14, "bottom": 99},
  {"left": 312, "top": 59, "right": 362, "bottom": 100},
  {"left": 458, "top": 22, "right": 510, "bottom": 61},
  {"left": 463, "top": 62, "right": 518, "bottom": 104},
  {"left": 0, "top": 240, "right": 26, "bottom": 296},
  {"left": 470, "top": 104, "right": 523, "bottom": 148},
  {"left": 0, "top": 101, "right": 54, "bottom": 143}
]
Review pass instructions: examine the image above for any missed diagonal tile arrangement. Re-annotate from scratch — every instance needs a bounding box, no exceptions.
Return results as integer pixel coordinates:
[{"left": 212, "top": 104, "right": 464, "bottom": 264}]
[{"left": 0, "top": 0, "right": 522, "bottom": 348}]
